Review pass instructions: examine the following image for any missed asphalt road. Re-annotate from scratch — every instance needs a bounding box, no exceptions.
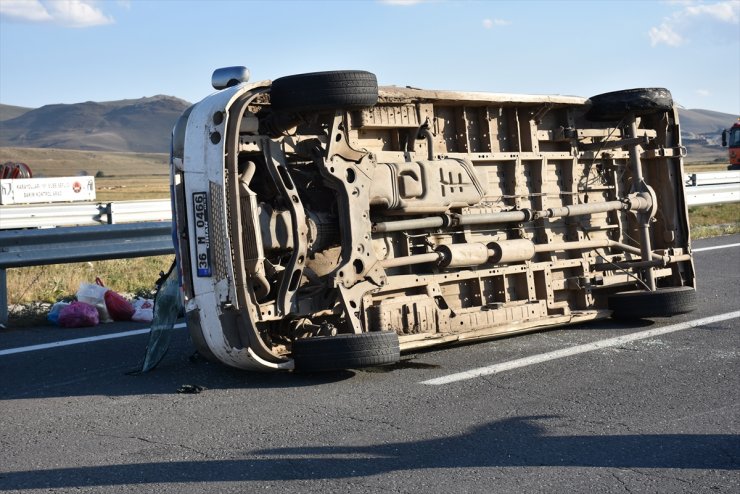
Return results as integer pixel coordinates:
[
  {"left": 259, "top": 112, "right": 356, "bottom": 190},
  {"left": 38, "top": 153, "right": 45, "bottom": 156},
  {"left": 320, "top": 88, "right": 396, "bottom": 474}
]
[{"left": 1, "top": 234, "right": 738, "bottom": 493}]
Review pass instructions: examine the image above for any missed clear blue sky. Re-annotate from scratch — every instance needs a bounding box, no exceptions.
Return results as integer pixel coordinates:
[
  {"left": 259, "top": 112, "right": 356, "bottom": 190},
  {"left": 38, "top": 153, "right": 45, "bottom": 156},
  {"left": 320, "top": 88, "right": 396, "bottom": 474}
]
[{"left": 1, "top": 0, "right": 738, "bottom": 114}]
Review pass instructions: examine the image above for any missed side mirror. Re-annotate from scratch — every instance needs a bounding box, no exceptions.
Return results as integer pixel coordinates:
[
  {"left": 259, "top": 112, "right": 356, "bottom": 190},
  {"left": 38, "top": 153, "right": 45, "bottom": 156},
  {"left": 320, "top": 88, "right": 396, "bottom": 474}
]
[
  {"left": 211, "top": 66, "right": 250, "bottom": 90},
  {"left": 722, "top": 129, "right": 728, "bottom": 147}
]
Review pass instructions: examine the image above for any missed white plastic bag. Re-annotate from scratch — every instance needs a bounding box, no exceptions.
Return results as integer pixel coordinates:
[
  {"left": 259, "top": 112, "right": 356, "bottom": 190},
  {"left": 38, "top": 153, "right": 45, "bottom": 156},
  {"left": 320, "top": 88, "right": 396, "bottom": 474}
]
[
  {"left": 76, "top": 277, "right": 112, "bottom": 323},
  {"left": 131, "top": 298, "right": 154, "bottom": 323}
]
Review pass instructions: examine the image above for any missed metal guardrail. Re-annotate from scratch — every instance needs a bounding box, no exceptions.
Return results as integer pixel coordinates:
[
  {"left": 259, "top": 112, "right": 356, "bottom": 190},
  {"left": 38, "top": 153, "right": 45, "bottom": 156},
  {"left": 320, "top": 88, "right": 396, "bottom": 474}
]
[
  {"left": 684, "top": 184, "right": 740, "bottom": 207},
  {"left": 0, "top": 171, "right": 738, "bottom": 324},
  {"left": 684, "top": 171, "right": 740, "bottom": 187},
  {"left": 0, "top": 222, "right": 173, "bottom": 268},
  {"left": 683, "top": 171, "right": 740, "bottom": 207},
  {"left": 0, "top": 222, "right": 174, "bottom": 324},
  {"left": 0, "top": 199, "right": 172, "bottom": 230}
]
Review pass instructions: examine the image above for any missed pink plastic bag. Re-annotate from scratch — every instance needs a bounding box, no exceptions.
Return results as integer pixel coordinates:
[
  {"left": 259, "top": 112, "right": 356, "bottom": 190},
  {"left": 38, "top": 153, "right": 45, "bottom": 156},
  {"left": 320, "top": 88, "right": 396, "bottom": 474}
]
[{"left": 58, "top": 301, "right": 99, "bottom": 328}]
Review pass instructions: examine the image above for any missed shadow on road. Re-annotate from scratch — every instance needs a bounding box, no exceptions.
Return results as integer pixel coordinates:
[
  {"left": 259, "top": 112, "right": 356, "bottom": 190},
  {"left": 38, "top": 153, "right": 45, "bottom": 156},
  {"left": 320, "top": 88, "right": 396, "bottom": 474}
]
[
  {"left": 0, "top": 316, "right": 697, "bottom": 401},
  {"left": 1, "top": 416, "right": 737, "bottom": 490},
  {"left": 0, "top": 330, "right": 358, "bottom": 400}
]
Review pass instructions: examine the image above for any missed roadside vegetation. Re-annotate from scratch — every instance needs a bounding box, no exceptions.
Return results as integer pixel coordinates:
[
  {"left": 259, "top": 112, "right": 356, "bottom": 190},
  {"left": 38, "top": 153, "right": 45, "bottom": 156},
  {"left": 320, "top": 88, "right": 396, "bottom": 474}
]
[
  {"left": 684, "top": 162, "right": 740, "bottom": 238},
  {"left": 8, "top": 256, "right": 174, "bottom": 305},
  {"left": 689, "top": 203, "right": 740, "bottom": 239},
  {"left": 5, "top": 255, "right": 174, "bottom": 327}
]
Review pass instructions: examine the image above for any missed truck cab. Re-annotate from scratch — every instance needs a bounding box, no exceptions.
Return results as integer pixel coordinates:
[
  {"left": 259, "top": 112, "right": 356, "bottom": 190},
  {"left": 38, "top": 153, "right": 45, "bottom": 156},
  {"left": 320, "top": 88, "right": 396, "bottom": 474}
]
[{"left": 722, "top": 120, "right": 740, "bottom": 169}]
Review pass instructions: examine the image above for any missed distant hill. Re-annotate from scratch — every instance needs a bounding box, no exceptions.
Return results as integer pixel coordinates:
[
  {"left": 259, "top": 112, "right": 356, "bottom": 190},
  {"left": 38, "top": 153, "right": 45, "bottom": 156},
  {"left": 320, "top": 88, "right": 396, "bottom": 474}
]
[
  {"left": 678, "top": 108, "right": 737, "bottom": 163},
  {"left": 0, "top": 96, "right": 190, "bottom": 153},
  {"left": 0, "top": 104, "right": 32, "bottom": 121},
  {"left": 0, "top": 96, "right": 736, "bottom": 161}
]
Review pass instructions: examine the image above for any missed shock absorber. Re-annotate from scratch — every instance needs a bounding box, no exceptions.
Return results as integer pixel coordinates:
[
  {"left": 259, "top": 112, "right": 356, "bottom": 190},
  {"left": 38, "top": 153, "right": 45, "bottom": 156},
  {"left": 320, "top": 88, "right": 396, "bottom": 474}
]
[{"left": 626, "top": 115, "right": 657, "bottom": 291}]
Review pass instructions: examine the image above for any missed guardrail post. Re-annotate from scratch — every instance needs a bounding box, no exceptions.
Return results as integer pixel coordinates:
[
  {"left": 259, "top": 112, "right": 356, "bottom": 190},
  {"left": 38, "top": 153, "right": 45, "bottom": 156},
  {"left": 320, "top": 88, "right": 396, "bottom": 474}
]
[
  {"left": 106, "top": 202, "right": 114, "bottom": 224},
  {"left": 0, "top": 268, "right": 7, "bottom": 326}
]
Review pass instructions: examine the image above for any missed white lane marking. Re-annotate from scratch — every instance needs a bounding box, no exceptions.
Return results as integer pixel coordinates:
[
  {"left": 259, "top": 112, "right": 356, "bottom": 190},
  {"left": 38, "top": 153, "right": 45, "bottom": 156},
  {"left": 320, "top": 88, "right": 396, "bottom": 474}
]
[
  {"left": 0, "top": 323, "right": 187, "bottom": 357},
  {"left": 694, "top": 242, "right": 740, "bottom": 252},
  {"left": 421, "top": 311, "right": 740, "bottom": 386}
]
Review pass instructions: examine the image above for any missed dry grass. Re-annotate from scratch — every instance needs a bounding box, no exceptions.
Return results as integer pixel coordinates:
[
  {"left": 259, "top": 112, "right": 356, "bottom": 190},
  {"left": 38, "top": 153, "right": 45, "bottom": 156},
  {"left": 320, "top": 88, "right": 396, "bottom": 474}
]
[
  {"left": 0, "top": 147, "right": 169, "bottom": 177},
  {"left": 6, "top": 256, "right": 174, "bottom": 306},
  {"left": 689, "top": 203, "right": 740, "bottom": 226},
  {"left": 685, "top": 162, "right": 736, "bottom": 173},
  {"left": 689, "top": 203, "right": 740, "bottom": 239},
  {"left": 1, "top": 146, "right": 171, "bottom": 201},
  {"left": 96, "top": 176, "right": 170, "bottom": 201}
]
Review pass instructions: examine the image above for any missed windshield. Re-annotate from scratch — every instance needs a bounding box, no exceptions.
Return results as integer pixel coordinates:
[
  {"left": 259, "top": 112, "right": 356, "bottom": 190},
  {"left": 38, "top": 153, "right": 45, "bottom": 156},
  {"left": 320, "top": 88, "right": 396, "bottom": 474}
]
[{"left": 730, "top": 127, "right": 740, "bottom": 147}]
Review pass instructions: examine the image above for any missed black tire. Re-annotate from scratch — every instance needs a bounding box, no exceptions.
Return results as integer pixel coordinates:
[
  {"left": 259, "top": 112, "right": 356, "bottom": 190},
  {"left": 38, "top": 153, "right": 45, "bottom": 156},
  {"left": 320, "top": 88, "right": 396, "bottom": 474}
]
[
  {"left": 585, "top": 88, "right": 673, "bottom": 122},
  {"left": 608, "top": 286, "right": 697, "bottom": 320},
  {"left": 270, "top": 70, "right": 378, "bottom": 113},
  {"left": 293, "top": 331, "right": 400, "bottom": 372}
]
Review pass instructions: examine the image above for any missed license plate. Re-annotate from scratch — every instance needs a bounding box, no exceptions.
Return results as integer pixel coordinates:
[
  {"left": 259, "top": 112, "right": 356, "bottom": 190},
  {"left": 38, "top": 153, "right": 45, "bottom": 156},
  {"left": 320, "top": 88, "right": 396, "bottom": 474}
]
[{"left": 192, "top": 192, "right": 212, "bottom": 277}]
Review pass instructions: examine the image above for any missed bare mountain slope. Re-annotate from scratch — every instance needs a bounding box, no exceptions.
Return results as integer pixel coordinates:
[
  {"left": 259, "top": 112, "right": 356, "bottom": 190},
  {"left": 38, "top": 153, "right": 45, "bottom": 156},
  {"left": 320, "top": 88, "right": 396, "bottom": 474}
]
[
  {"left": 0, "top": 96, "right": 190, "bottom": 153},
  {"left": 678, "top": 108, "right": 737, "bottom": 163},
  {"left": 679, "top": 108, "right": 736, "bottom": 137},
  {"left": 0, "top": 104, "right": 33, "bottom": 122}
]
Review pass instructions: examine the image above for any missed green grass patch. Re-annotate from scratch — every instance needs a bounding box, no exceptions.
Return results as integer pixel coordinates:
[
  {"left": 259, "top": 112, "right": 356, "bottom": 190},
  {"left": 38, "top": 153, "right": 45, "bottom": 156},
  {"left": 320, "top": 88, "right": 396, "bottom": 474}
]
[
  {"left": 688, "top": 203, "right": 740, "bottom": 226},
  {"left": 689, "top": 203, "right": 740, "bottom": 239}
]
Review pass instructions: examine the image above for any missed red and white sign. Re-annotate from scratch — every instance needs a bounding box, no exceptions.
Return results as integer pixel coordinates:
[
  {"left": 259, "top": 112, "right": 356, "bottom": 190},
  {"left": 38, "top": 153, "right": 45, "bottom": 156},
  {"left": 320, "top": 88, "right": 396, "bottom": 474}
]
[{"left": 0, "top": 176, "right": 96, "bottom": 205}]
